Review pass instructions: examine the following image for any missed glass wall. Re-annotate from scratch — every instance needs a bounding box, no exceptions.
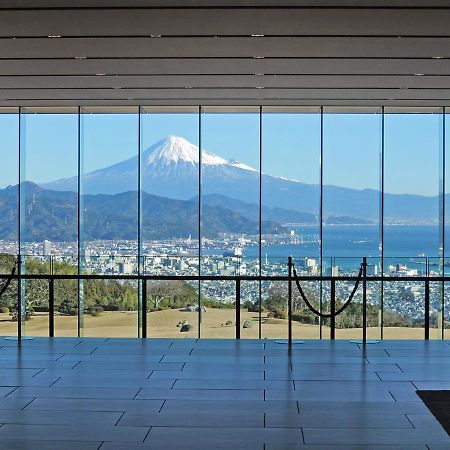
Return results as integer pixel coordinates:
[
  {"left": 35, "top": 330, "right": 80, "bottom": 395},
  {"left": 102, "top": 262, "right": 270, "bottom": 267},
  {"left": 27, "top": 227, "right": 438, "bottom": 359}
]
[
  {"left": 322, "top": 108, "right": 382, "bottom": 340},
  {"left": 200, "top": 107, "right": 260, "bottom": 337},
  {"left": 20, "top": 108, "right": 78, "bottom": 337},
  {"left": 0, "top": 107, "right": 447, "bottom": 340},
  {"left": 445, "top": 108, "right": 450, "bottom": 340},
  {"left": 262, "top": 108, "right": 321, "bottom": 340},
  {"left": 384, "top": 109, "right": 443, "bottom": 339},
  {"left": 80, "top": 107, "right": 139, "bottom": 337},
  {"left": 140, "top": 107, "right": 199, "bottom": 338},
  {"left": 0, "top": 108, "right": 19, "bottom": 336}
]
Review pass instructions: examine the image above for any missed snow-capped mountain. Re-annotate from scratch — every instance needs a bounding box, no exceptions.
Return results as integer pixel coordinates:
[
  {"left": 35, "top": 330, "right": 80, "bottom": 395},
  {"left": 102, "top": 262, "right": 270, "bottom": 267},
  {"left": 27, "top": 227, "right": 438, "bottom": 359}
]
[
  {"left": 44, "top": 135, "right": 263, "bottom": 202},
  {"left": 145, "top": 136, "right": 228, "bottom": 167},
  {"left": 42, "top": 135, "right": 437, "bottom": 222}
]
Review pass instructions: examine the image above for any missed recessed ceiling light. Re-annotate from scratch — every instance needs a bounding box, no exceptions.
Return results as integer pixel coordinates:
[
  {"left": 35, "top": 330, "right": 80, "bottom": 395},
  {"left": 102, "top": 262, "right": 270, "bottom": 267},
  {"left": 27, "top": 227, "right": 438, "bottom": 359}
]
[
  {"left": 255, "top": 86, "right": 264, "bottom": 89},
  {"left": 253, "top": 56, "right": 265, "bottom": 59},
  {"left": 255, "top": 73, "right": 265, "bottom": 76},
  {"left": 75, "top": 56, "right": 87, "bottom": 60},
  {"left": 432, "top": 56, "right": 444, "bottom": 59},
  {"left": 251, "top": 34, "right": 265, "bottom": 37},
  {"left": 414, "top": 73, "right": 424, "bottom": 76},
  {"left": 150, "top": 34, "right": 162, "bottom": 38},
  {"left": 48, "top": 35, "right": 61, "bottom": 38},
  {"left": 95, "top": 73, "right": 106, "bottom": 76}
]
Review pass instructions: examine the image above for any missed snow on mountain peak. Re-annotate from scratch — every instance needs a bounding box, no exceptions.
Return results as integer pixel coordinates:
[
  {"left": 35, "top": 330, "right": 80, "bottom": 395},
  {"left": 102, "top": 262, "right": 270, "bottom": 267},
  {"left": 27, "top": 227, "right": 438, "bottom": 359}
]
[
  {"left": 144, "top": 135, "right": 227, "bottom": 167},
  {"left": 143, "top": 135, "right": 256, "bottom": 170}
]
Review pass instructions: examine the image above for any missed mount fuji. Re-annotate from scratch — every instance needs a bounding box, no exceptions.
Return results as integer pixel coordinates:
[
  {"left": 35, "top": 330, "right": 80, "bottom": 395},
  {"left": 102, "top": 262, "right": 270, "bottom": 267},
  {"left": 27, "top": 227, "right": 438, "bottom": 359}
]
[
  {"left": 44, "top": 135, "right": 262, "bottom": 202},
  {"left": 42, "top": 135, "right": 438, "bottom": 223}
]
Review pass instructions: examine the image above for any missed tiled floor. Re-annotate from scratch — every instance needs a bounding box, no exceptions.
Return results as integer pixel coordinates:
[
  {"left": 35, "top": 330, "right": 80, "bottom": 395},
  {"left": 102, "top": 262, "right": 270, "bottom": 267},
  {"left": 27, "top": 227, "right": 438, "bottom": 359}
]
[{"left": 0, "top": 337, "right": 447, "bottom": 449}]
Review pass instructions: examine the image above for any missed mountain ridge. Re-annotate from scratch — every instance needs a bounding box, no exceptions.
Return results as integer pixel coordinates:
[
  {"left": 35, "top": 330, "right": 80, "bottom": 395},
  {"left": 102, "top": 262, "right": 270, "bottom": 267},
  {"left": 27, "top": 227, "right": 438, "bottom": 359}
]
[
  {"left": 42, "top": 135, "right": 438, "bottom": 223},
  {"left": 0, "top": 182, "right": 284, "bottom": 241}
]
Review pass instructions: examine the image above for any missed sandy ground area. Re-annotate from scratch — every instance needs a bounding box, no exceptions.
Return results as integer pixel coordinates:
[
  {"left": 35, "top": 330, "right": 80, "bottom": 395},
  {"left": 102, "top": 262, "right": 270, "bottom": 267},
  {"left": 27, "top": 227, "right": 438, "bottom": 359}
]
[{"left": 0, "top": 309, "right": 447, "bottom": 340}]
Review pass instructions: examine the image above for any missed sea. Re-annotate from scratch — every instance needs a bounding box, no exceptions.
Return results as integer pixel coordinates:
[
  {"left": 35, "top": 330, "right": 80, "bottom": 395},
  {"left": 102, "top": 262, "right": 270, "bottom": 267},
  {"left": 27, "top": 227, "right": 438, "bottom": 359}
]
[{"left": 241, "top": 225, "right": 446, "bottom": 274}]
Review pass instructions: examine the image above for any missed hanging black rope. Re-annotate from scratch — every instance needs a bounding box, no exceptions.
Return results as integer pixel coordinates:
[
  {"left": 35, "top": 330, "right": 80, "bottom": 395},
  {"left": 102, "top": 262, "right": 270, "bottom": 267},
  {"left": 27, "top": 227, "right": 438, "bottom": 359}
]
[
  {"left": 292, "top": 263, "right": 363, "bottom": 319},
  {"left": 0, "top": 266, "right": 16, "bottom": 299}
]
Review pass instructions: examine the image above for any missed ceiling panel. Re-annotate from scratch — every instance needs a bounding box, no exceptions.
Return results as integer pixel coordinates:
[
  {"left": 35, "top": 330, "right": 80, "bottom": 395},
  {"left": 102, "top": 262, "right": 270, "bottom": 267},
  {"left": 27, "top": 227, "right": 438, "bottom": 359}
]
[
  {"left": 1, "top": 9, "right": 450, "bottom": 37},
  {"left": 3, "top": 87, "right": 450, "bottom": 100},
  {"left": 1, "top": 58, "right": 449, "bottom": 76},
  {"left": 1, "top": 36, "right": 450, "bottom": 59},
  {"left": 1, "top": 4, "right": 450, "bottom": 106},
  {"left": 0, "top": 74, "right": 449, "bottom": 89},
  {"left": 1, "top": 0, "right": 450, "bottom": 7}
]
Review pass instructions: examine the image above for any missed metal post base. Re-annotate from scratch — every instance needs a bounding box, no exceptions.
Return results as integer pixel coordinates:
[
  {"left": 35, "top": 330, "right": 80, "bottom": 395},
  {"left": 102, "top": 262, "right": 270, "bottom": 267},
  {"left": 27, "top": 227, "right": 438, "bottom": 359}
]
[
  {"left": 5, "top": 336, "right": 35, "bottom": 341},
  {"left": 274, "top": 339, "right": 306, "bottom": 345},
  {"left": 350, "top": 339, "right": 380, "bottom": 344}
]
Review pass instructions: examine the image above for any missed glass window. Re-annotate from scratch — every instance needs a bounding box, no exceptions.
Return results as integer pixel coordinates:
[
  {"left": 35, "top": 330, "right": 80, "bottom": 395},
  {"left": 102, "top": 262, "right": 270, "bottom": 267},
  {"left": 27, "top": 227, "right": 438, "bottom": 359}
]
[
  {"left": 0, "top": 109, "right": 19, "bottom": 337},
  {"left": 262, "top": 107, "right": 321, "bottom": 340},
  {"left": 80, "top": 107, "right": 139, "bottom": 337},
  {"left": 141, "top": 107, "right": 200, "bottom": 338},
  {"left": 200, "top": 107, "right": 260, "bottom": 338},
  {"left": 322, "top": 109, "right": 382, "bottom": 340},
  {"left": 20, "top": 108, "right": 78, "bottom": 337},
  {"left": 384, "top": 109, "right": 442, "bottom": 339}
]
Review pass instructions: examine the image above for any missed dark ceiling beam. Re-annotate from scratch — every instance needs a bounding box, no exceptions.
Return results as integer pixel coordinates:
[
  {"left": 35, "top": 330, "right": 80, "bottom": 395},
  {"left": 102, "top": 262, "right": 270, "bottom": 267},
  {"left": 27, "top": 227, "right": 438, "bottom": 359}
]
[
  {"left": 0, "top": 9, "right": 450, "bottom": 36},
  {"left": 1, "top": 58, "right": 449, "bottom": 76},
  {"left": 0, "top": 74, "right": 449, "bottom": 89},
  {"left": 0, "top": 2, "right": 449, "bottom": 106},
  {"left": 1, "top": 36, "right": 450, "bottom": 59},
  {"left": 2, "top": 0, "right": 450, "bottom": 8},
  {"left": 2, "top": 87, "right": 450, "bottom": 100}
]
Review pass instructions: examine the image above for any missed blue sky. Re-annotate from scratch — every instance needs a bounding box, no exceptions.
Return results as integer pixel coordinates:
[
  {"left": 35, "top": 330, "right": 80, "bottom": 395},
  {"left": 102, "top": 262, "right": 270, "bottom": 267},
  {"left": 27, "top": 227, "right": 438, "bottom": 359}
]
[{"left": 0, "top": 111, "right": 444, "bottom": 196}]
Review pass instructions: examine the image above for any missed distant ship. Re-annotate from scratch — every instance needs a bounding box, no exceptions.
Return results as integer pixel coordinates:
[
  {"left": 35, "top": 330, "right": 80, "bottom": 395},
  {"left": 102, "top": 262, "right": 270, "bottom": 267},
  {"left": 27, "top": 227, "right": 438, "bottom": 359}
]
[{"left": 223, "top": 245, "right": 243, "bottom": 257}]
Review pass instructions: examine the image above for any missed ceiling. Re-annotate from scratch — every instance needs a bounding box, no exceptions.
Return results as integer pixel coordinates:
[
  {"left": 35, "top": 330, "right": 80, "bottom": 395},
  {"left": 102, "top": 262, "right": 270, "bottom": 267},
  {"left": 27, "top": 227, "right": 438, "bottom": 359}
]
[{"left": 1, "top": 1, "right": 450, "bottom": 107}]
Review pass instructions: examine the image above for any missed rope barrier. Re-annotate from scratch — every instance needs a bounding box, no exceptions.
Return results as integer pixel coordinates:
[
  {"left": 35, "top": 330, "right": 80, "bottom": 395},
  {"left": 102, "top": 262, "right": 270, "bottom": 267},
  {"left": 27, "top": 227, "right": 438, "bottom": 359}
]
[
  {"left": 0, "top": 266, "right": 16, "bottom": 299},
  {"left": 292, "top": 263, "right": 363, "bottom": 319}
]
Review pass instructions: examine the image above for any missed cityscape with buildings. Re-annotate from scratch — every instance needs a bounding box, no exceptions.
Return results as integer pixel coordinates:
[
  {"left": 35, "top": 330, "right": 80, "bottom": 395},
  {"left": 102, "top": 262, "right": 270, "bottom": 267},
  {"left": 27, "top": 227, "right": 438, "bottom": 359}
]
[{"left": 1, "top": 232, "right": 448, "bottom": 323}]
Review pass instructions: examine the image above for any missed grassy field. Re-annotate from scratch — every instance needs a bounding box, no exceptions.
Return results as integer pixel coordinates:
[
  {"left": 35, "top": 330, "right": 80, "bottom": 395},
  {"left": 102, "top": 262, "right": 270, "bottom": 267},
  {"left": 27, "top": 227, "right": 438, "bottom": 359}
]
[{"left": 0, "top": 309, "right": 448, "bottom": 340}]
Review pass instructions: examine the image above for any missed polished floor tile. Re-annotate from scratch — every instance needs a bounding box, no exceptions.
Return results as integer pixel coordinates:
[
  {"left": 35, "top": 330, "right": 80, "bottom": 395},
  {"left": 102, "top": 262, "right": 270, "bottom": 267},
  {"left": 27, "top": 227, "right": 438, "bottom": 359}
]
[
  {"left": 25, "top": 397, "right": 164, "bottom": 412},
  {"left": 303, "top": 427, "right": 450, "bottom": 445},
  {"left": 266, "top": 412, "right": 412, "bottom": 428},
  {"left": 0, "top": 440, "right": 101, "bottom": 450},
  {"left": 0, "top": 424, "right": 149, "bottom": 442},
  {"left": 0, "top": 338, "right": 446, "bottom": 449}
]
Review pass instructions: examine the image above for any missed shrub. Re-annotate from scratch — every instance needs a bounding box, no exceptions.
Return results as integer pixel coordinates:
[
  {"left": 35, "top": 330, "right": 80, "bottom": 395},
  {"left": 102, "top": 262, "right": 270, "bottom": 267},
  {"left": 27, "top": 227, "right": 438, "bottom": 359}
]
[
  {"left": 58, "top": 299, "right": 78, "bottom": 316},
  {"left": 291, "top": 313, "right": 318, "bottom": 325},
  {"left": 0, "top": 307, "right": 9, "bottom": 315},
  {"left": 271, "top": 309, "right": 287, "bottom": 320}
]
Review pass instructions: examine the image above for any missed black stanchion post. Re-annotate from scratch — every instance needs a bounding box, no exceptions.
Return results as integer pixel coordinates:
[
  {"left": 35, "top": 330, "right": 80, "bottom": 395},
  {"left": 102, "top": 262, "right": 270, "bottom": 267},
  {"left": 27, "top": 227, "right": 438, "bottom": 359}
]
[
  {"left": 49, "top": 278, "right": 54, "bottom": 338},
  {"left": 362, "top": 257, "right": 367, "bottom": 344},
  {"left": 424, "top": 279, "right": 430, "bottom": 340},
  {"left": 288, "top": 256, "right": 293, "bottom": 347},
  {"left": 330, "top": 279, "right": 336, "bottom": 340},
  {"left": 236, "top": 279, "right": 241, "bottom": 339},
  {"left": 142, "top": 279, "right": 147, "bottom": 339},
  {"left": 17, "top": 255, "right": 22, "bottom": 342}
]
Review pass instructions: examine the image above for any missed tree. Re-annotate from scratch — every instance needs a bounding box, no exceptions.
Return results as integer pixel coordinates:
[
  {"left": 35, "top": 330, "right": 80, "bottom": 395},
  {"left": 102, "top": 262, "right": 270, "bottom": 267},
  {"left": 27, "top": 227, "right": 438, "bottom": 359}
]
[{"left": 146, "top": 280, "right": 197, "bottom": 310}]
